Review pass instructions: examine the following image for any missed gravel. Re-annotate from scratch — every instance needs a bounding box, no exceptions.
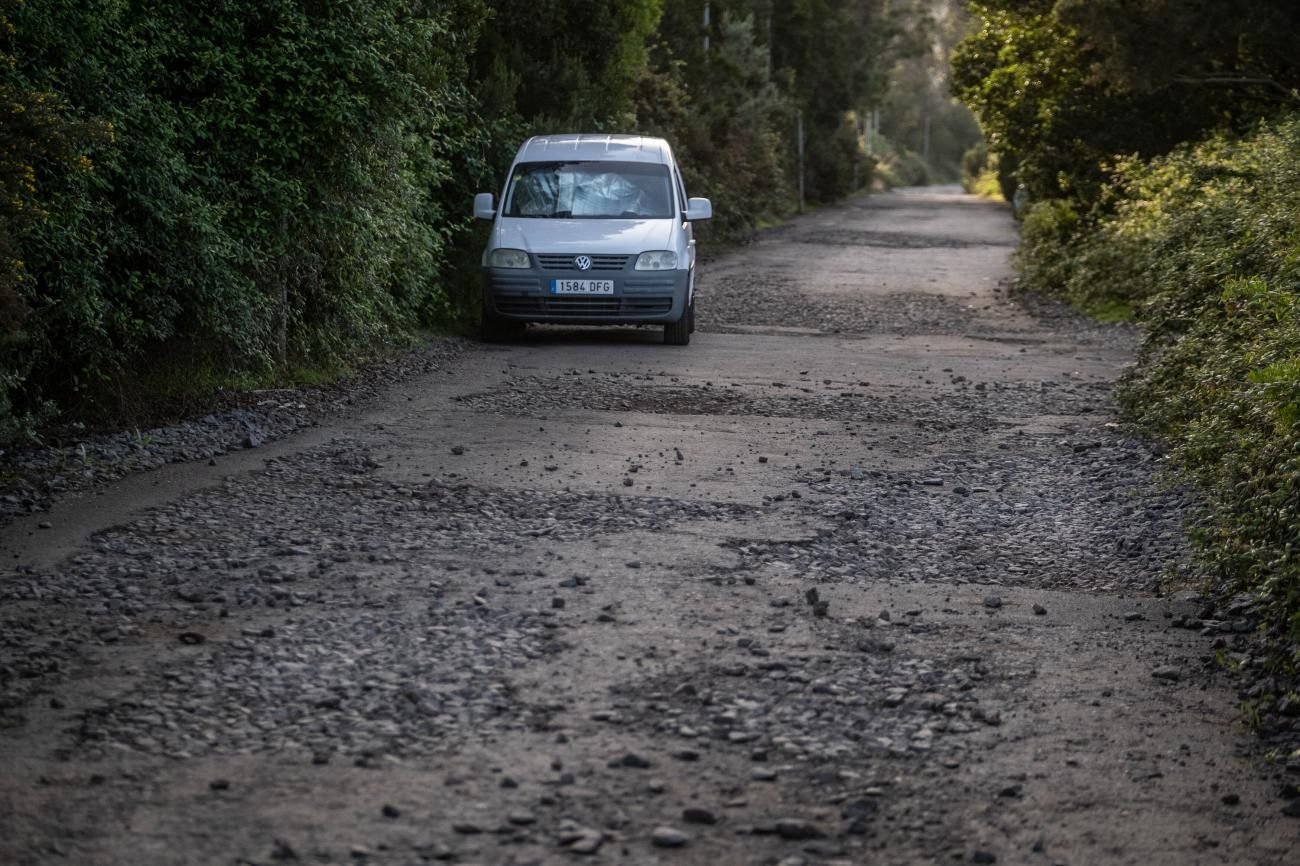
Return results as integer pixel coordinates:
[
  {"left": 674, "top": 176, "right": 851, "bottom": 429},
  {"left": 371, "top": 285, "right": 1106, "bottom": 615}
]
[
  {"left": 0, "top": 338, "right": 468, "bottom": 523},
  {"left": 1, "top": 438, "right": 755, "bottom": 748},
  {"left": 3, "top": 188, "right": 1296, "bottom": 866}
]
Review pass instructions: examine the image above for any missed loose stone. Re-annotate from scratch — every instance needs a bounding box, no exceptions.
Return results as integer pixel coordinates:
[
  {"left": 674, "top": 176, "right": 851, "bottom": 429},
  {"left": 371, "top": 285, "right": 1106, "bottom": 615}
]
[
  {"left": 682, "top": 807, "right": 718, "bottom": 825},
  {"left": 651, "top": 826, "right": 690, "bottom": 848}
]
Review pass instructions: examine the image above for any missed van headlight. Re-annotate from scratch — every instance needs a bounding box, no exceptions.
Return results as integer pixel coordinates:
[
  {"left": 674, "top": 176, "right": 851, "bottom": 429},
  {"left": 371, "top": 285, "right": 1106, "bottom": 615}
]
[
  {"left": 489, "top": 248, "right": 530, "bottom": 269},
  {"left": 635, "top": 251, "right": 678, "bottom": 271}
]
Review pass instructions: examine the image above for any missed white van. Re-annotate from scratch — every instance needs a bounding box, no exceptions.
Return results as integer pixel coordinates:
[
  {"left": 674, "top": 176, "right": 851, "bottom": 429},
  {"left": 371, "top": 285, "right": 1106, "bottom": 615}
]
[{"left": 473, "top": 134, "right": 712, "bottom": 345}]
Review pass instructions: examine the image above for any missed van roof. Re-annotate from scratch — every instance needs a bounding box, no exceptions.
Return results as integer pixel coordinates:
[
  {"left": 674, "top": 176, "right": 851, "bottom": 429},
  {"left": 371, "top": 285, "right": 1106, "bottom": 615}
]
[{"left": 515, "top": 134, "right": 672, "bottom": 165}]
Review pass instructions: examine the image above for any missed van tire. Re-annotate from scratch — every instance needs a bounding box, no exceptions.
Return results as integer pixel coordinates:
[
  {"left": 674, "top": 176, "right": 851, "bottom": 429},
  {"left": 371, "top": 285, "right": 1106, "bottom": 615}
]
[
  {"left": 664, "top": 311, "right": 690, "bottom": 346},
  {"left": 687, "top": 297, "right": 696, "bottom": 334}
]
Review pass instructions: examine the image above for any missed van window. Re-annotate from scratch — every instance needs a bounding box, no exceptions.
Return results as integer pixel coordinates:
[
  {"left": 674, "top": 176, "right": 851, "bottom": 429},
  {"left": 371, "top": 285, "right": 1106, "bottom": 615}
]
[{"left": 505, "top": 161, "right": 674, "bottom": 219}]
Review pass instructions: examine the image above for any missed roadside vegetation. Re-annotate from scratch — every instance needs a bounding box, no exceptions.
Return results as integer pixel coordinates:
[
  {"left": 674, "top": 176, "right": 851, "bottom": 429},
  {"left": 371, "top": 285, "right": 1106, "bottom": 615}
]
[
  {"left": 953, "top": 0, "right": 1300, "bottom": 681},
  {"left": 0, "top": 0, "right": 980, "bottom": 440}
]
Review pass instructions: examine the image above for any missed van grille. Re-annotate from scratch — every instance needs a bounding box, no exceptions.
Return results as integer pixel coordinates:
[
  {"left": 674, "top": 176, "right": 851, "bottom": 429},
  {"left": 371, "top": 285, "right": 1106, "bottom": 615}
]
[
  {"left": 495, "top": 296, "right": 673, "bottom": 317},
  {"left": 536, "top": 254, "right": 630, "bottom": 272}
]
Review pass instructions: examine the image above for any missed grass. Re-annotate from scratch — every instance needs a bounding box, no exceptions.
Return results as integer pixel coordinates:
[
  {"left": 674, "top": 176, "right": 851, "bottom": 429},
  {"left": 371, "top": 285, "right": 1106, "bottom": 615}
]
[{"left": 1083, "top": 298, "right": 1134, "bottom": 323}]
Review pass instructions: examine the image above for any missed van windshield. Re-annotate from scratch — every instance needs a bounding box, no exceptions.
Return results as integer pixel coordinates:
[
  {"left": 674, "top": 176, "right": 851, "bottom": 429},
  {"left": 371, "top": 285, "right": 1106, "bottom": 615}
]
[{"left": 504, "top": 161, "right": 675, "bottom": 219}]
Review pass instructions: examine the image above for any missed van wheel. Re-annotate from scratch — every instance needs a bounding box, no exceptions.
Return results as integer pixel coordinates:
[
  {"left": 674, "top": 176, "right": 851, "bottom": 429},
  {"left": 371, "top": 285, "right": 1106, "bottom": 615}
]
[
  {"left": 664, "top": 311, "right": 690, "bottom": 346},
  {"left": 481, "top": 301, "right": 526, "bottom": 343},
  {"left": 687, "top": 297, "right": 696, "bottom": 334}
]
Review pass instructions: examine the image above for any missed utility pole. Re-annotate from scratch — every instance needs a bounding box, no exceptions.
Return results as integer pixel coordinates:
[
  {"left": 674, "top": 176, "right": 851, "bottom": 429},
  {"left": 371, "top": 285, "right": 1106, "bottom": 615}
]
[
  {"left": 922, "top": 110, "right": 931, "bottom": 168},
  {"left": 797, "top": 110, "right": 805, "bottom": 212},
  {"left": 703, "top": 2, "right": 710, "bottom": 54},
  {"left": 854, "top": 112, "right": 866, "bottom": 189}
]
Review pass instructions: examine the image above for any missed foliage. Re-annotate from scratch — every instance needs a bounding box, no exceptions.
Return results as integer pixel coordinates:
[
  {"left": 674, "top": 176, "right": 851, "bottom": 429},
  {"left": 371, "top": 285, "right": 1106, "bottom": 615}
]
[
  {"left": 955, "top": 2, "right": 1300, "bottom": 672},
  {"left": 2, "top": 0, "right": 497, "bottom": 430},
  {"left": 772, "top": 0, "right": 903, "bottom": 201},
  {"left": 0, "top": 0, "right": 111, "bottom": 438},
  {"left": 880, "top": 0, "right": 982, "bottom": 184},
  {"left": 953, "top": 0, "right": 1300, "bottom": 209},
  {"left": 1021, "top": 116, "right": 1300, "bottom": 670},
  {"left": 874, "top": 136, "right": 930, "bottom": 188},
  {"left": 638, "top": 9, "right": 795, "bottom": 241},
  {"left": 0, "top": 0, "right": 966, "bottom": 439},
  {"left": 472, "top": 0, "right": 661, "bottom": 130},
  {"left": 959, "top": 141, "right": 1002, "bottom": 198},
  {"left": 1016, "top": 198, "right": 1080, "bottom": 298}
]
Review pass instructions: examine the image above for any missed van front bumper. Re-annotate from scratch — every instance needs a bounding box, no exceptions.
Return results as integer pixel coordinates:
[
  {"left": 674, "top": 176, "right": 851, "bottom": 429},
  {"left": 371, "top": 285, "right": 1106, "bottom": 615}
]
[{"left": 484, "top": 267, "right": 689, "bottom": 325}]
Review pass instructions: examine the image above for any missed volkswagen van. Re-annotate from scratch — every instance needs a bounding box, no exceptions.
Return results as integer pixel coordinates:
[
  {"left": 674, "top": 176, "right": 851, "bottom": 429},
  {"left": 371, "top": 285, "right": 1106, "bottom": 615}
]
[{"left": 474, "top": 134, "right": 712, "bottom": 345}]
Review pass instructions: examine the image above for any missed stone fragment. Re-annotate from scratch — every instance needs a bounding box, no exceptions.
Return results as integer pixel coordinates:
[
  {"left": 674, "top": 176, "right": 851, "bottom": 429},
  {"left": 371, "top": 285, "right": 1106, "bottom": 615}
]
[
  {"left": 567, "top": 831, "right": 604, "bottom": 854},
  {"left": 774, "top": 818, "right": 822, "bottom": 840},
  {"left": 651, "top": 826, "right": 689, "bottom": 848},
  {"left": 682, "top": 807, "right": 717, "bottom": 825},
  {"left": 270, "top": 839, "right": 297, "bottom": 860}
]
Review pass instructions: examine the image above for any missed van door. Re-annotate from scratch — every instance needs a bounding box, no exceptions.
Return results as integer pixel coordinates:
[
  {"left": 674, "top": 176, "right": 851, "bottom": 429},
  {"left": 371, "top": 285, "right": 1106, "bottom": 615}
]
[{"left": 674, "top": 168, "right": 696, "bottom": 281}]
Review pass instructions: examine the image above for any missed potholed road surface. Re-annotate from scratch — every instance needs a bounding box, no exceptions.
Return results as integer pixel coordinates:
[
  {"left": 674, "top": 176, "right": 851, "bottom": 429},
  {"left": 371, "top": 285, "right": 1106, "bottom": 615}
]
[{"left": 3, "top": 188, "right": 1296, "bottom": 865}]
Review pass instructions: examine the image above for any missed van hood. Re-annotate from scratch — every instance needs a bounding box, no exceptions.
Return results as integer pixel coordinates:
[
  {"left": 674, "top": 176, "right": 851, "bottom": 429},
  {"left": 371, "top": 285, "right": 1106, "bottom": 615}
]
[{"left": 493, "top": 217, "right": 675, "bottom": 254}]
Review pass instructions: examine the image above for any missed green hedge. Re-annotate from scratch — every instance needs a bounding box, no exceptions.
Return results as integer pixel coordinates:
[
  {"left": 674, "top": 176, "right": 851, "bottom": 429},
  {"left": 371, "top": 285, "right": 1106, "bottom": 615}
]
[
  {"left": 1, "top": 0, "right": 951, "bottom": 439},
  {"left": 1019, "top": 116, "right": 1300, "bottom": 671},
  {"left": 2, "top": 0, "right": 499, "bottom": 435}
]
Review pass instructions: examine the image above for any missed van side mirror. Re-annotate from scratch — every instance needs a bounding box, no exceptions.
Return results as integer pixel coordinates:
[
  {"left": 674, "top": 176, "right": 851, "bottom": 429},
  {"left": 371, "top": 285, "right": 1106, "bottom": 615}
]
[
  {"left": 685, "top": 197, "right": 712, "bottom": 221},
  {"left": 474, "top": 192, "right": 496, "bottom": 220}
]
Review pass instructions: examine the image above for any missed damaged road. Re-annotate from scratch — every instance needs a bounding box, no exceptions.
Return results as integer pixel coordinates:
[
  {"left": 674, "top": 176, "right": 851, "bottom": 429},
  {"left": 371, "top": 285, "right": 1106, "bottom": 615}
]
[{"left": 2, "top": 187, "right": 1297, "bottom": 865}]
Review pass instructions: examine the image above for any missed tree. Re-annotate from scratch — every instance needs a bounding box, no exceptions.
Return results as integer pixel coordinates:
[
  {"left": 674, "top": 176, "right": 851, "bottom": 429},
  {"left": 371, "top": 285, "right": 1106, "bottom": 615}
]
[
  {"left": 953, "top": 0, "right": 1300, "bottom": 206},
  {"left": 471, "top": 0, "right": 661, "bottom": 130}
]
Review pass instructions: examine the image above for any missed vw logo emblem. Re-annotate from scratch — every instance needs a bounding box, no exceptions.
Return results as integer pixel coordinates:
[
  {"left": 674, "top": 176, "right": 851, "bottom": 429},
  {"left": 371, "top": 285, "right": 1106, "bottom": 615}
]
[{"left": 574, "top": 255, "right": 593, "bottom": 271}]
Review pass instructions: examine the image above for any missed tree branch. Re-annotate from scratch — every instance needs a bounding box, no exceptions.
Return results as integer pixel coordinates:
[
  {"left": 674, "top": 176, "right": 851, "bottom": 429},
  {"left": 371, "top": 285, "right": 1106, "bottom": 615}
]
[{"left": 1171, "top": 76, "right": 1300, "bottom": 102}]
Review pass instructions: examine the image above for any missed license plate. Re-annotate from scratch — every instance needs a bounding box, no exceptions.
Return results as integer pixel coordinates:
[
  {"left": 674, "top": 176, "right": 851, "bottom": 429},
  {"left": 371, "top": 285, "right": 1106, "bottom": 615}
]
[{"left": 551, "top": 279, "right": 614, "bottom": 295}]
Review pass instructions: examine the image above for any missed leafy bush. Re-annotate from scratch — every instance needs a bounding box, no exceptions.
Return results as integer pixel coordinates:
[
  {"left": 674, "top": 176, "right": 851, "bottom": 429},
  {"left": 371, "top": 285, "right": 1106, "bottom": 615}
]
[
  {"left": 637, "top": 11, "right": 796, "bottom": 243},
  {"left": 1019, "top": 116, "right": 1300, "bottom": 670},
  {"left": 959, "top": 142, "right": 1002, "bottom": 199},
  {"left": 2, "top": 0, "right": 496, "bottom": 429},
  {"left": 875, "top": 143, "right": 929, "bottom": 188},
  {"left": 1016, "top": 199, "right": 1081, "bottom": 300},
  {"left": 954, "top": 0, "right": 1300, "bottom": 212},
  {"left": 1, "top": 0, "right": 963, "bottom": 439}
]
